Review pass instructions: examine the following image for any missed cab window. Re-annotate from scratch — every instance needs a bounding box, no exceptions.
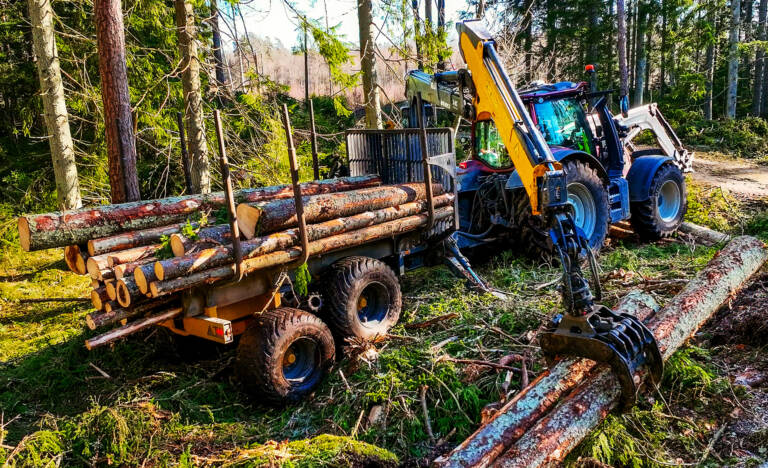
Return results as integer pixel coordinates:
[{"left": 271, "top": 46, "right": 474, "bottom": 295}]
[
  {"left": 533, "top": 98, "right": 595, "bottom": 154},
  {"left": 474, "top": 120, "right": 512, "bottom": 169}
]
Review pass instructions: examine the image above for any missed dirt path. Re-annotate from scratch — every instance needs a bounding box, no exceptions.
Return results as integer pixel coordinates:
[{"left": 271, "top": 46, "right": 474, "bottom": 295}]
[{"left": 692, "top": 152, "right": 768, "bottom": 197}]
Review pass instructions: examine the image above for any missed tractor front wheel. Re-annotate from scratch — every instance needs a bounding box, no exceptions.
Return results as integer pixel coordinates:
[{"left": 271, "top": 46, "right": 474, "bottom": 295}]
[{"left": 630, "top": 163, "right": 687, "bottom": 240}]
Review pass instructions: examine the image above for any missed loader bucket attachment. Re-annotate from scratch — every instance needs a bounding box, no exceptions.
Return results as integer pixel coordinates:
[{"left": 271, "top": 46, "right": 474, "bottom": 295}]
[{"left": 539, "top": 305, "right": 663, "bottom": 409}]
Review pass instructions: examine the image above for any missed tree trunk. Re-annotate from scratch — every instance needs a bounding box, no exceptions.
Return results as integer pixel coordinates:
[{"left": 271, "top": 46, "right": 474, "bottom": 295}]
[
  {"left": 155, "top": 194, "right": 454, "bottom": 281},
  {"left": 412, "top": 0, "right": 424, "bottom": 70},
  {"left": 94, "top": 0, "right": 140, "bottom": 203},
  {"left": 358, "top": 0, "right": 381, "bottom": 129},
  {"left": 437, "top": 0, "right": 446, "bottom": 71},
  {"left": 744, "top": 0, "right": 754, "bottom": 95},
  {"left": 175, "top": 0, "right": 210, "bottom": 194},
  {"left": 17, "top": 175, "right": 380, "bottom": 251},
  {"left": 236, "top": 182, "right": 444, "bottom": 238},
  {"left": 754, "top": 0, "right": 767, "bottom": 115},
  {"left": 617, "top": 0, "right": 630, "bottom": 103},
  {"left": 633, "top": 1, "right": 647, "bottom": 105},
  {"left": 149, "top": 206, "right": 454, "bottom": 297},
  {"left": 727, "top": 0, "right": 742, "bottom": 119},
  {"left": 209, "top": 0, "right": 226, "bottom": 86},
  {"left": 660, "top": 0, "right": 668, "bottom": 93},
  {"left": 304, "top": 24, "right": 310, "bottom": 105},
  {"left": 28, "top": 0, "right": 82, "bottom": 211}
]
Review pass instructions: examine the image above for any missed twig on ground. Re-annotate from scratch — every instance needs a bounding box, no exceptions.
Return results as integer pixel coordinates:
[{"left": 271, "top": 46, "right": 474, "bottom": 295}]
[
  {"left": 405, "top": 312, "right": 459, "bottom": 329},
  {"left": 351, "top": 409, "right": 365, "bottom": 438},
  {"left": 534, "top": 277, "right": 560, "bottom": 290},
  {"left": 338, "top": 369, "right": 351, "bottom": 392},
  {"left": 89, "top": 362, "right": 111, "bottom": 379},
  {"left": 420, "top": 385, "right": 435, "bottom": 442},
  {"left": 699, "top": 424, "right": 727, "bottom": 465}
]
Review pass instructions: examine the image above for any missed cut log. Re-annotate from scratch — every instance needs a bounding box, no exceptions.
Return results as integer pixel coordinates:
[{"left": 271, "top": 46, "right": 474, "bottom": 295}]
[
  {"left": 106, "top": 281, "right": 117, "bottom": 301},
  {"left": 134, "top": 264, "right": 157, "bottom": 294},
  {"left": 236, "top": 182, "right": 444, "bottom": 238},
  {"left": 491, "top": 236, "right": 768, "bottom": 468},
  {"left": 86, "top": 295, "right": 178, "bottom": 329},
  {"left": 114, "top": 256, "right": 156, "bottom": 279},
  {"left": 150, "top": 205, "right": 454, "bottom": 297},
  {"left": 432, "top": 290, "right": 660, "bottom": 468},
  {"left": 103, "top": 301, "right": 119, "bottom": 313},
  {"left": 169, "top": 223, "right": 231, "bottom": 257},
  {"left": 19, "top": 175, "right": 380, "bottom": 251},
  {"left": 679, "top": 221, "right": 731, "bottom": 245},
  {"left": 106, "top": 244, "right": 157, "bottom": 267},
  {"left": 87, "top": 222, "right": 186, "bottom": 256},
  {"left": 91, "top": 279, "right": 101, "bottom": 289},
  {"left": 64, "top": 245, "right": 88, "bottom": 275},
  {"left": 155, "top": 194, "right": 455, "bottom": 281},
  {"left": 90, "top": 287, "right": 110, "bottom": 310},
  {"left": 116, "top": 277, "right": 142, "bottom": 308},
  {"left": 85, "top": 307, "right": 183, "bottom": 349},
  {"left": 86, "top": 254, "right": 111, "bottom": 280}
]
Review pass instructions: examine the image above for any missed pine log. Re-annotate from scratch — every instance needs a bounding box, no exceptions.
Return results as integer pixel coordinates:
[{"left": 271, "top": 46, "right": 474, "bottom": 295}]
[
  {"left": 106, "top": 244, "right": 157, "bottom": 267},
  {"left": 103, "top": 301, "right": 119, "bottom": 313},
  {"left": 19, "top": 175, "right": 380, "bottom": 251},
  {"left": 114, "top": 256, "right": 156, "bottom": 279},
  {"left": 150, "top": 205, "right": 454, "bottom": 297},
  {"left": 116, "top": 277, "right": 142, "bottom": 308},
  {"left": 155, "top": 194, "right": 455, "bottom": 282},
  {"left": 90, "top": 287, "right": 110, "bottom": 310},
  {"left": 236, "top": 182, "right": 444, "bottom": 238},
  {"left": 169, "top": 223, "right": 231, "bottom": 256},
  {"left": 87, "top": 222, "right": 187, "bottom": 256},
  {"left": 492, "top": 236, "right": 768, "bottom": 468},
  {"left": 679, "top": 221, "right": 731, "bottom": 245},
  {"left": 105, "top": 281, "right": 118, "bottom": 301},
  {"left": 134, "top": 264, "right": 157, "bottom": 294},
  {"left": 432, "top": 290, "right": 660, "bottom": 468},
  {"left": 86, "top": 254, "right": 114, "bottom": 280},
  {"left": 64, "top": 245, "right": 88, "bottom": 275},
  {"left": 86, "top": 295, "right": 177, "bottom": 329},
  {"left": 85, "top": 307, "right": 183, "bottom": 349}
]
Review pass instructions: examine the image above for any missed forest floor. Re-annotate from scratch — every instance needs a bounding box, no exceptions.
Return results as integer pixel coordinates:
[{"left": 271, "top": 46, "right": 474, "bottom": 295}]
[{"left": 1, "top": 175, "right": 768, "bottom": 467}]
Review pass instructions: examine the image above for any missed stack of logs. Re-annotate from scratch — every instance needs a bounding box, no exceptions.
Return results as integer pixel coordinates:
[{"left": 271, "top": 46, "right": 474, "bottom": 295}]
[{"left": 19, "top": 175, "right": 453, "bottom": 349}]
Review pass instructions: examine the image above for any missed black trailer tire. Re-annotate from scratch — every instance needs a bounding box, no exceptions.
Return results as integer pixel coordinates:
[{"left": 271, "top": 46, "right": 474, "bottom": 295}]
[
  {"left": 562, "top": 159, "right": 611, "bottom": 251},
  {"left": 630, "top": 163, "right": 687, "bottom": 240},
  {"left": 235, "top": 307, "right": 335, "bottom": 405},
  {"left": 324, "top": 257, "right": 402, "bottom": 341}
]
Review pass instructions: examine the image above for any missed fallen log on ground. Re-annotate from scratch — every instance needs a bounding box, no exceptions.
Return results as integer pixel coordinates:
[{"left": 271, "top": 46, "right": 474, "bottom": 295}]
[
  {"left": 150, "top": 206, "right": 454, "bottom": 297},
  {"left": 490, "top": 236, "right": 767, "bottom": 468},
  {"left": 679, "top": 221, "right": 731, "bottom": 245},
  {"left": 154, "top": 194, "right": 454, "bottom": 282},
  {"left": 432, "top": 290, "right": 660, "bottom": 468},
  {"left": 236, "top": 182, "right": 444, "bottom": 238},
  {"left": 169, "top": 223, "right": 232, "bottom": 257},
  {"left": 85, "top": 307, "right": 183, "bottom": 350},
  {"left": 86, "top": 295, "right": 178, "bottom": 329},
  {"left": 18, "top": 175, "right": 381, "bottom": 251}
]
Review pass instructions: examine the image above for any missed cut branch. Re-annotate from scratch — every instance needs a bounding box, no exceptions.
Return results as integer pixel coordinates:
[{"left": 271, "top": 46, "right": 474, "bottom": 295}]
[{"left": 85, "top": 307, "right": 182, "bottom": 349}]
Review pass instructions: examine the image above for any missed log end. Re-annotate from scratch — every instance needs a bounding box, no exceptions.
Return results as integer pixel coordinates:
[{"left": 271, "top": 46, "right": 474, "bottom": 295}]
[
  {"left": 170, "top": 234, "right": 187, "bottom": 257},
  {"left": 236, "top": 203, "right": 260, "bottom": 239},
  {"left": 149, "top": 282, "right": 160, "bottom": 298},
  {"left": 17, "top": 217, "right": 31, "bottom": 252},
  {"left": 117, "top": 280, "right": 131, "bottom": 308},
  {"left": 135, "top": 267, "right": 149, "bottom": 294},
  {"left": 86, "top": 257, "right": 102, "bottom": 280},
  {"left": 75, "top": 252, "right": 88, "bottom": 275},
  {"left": 106, "top": 282, "right": 117, "bottom": 301},
  {"left": 114, "top": 264, "right": 128, "bottom": 279},
  {"left": 90, "top": 289, "right": 104, "bottom": 310},
  {"left": 86, "top": 239, "right": 97, "bottom": 256},
  {"left": 154, "top": 261, "right": 165, "bottom": 282},
  {"left": 85, "top": 313, "right": 97, "bottom": 330}
]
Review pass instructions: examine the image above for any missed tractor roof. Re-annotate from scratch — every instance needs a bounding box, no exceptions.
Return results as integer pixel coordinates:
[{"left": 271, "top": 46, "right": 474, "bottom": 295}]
[{"left": 519, "top": 81, "right": 588, "bottom": 101}]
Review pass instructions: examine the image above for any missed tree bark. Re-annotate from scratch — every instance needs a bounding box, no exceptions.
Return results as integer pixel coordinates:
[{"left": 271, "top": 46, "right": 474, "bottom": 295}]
[
  {"left": 175, "top": 0, "right": 210, "bottom": 193},
  {"left": 85, "top": 307, "right": 183, "bottom": 350},
  {"left": 149, "top": 206, "right": 454, "bottom": 297},
  {"left": 209, "top": 0, "right": 226, "bottom": 86},
  {"left": 116, "top": 277, "right": 142, "bottom": 307},
  {"left": 155, "top": 194, "right": 454, "bottom": 281},
  {"left": 94, "top": 0, "right": 140, "bottom": 203},
  {"left": 358, "top": 0, "right": 382, "bottom": 129},
  {"left": 113, "top": 255, "right": 156, "bottom": 279},
  {"left": 134, "top": 263, "right": 158, "bottom": 294},
  {"left": 28, "top": 0, "right": 82, "bottom": 210},
  {"left": 633, "top": 0, "right": 647, "bottom": 105},
  {"left": 755, "top": 0, "right": 767, "bottom": 115},
  {"left": 106, "top": 243, "right": 157, "bottom": 267},
  {"left": 704, "top": 12, "right": 716, "bottom": 120},
  {"left": 169, "top": 223, "right": 232, "bottom": 256},
  {"left": 412, "top": 0, "right": 424, "bottom": 70},
  {"left": 87, "top": 222, "right": 187, "bottom": 256},
  {"left": 86, "top": 295, "right": 178, "bottom": 329},
  {"left": 18, "top": 175, "right": 380, "bottom": 251},
  {"left": 617, "top": 0, "right": 630, "bottom": 102},
  {"left": 727, "top": 0, "right": 742, "bottom": 119},
  {"left": 236, "top": 182, "right": 444, "bottom": 238}
]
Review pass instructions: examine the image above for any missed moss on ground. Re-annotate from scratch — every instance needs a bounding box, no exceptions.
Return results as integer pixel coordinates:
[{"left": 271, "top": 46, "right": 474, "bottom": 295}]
[{"left": 1, "top": 178, "right": 767, "bottom": 466}]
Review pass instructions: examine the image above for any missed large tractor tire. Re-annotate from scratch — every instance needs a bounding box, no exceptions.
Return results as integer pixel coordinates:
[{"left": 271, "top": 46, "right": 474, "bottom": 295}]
[
  {"left": 324, "top": 256, "right": 402, "bottom": 341},
  {"left": 235, "top": 307, "right": 335, "bottom": 405},
  {"left": 562, "top": 159, "right": 610, "bottom": 251},
  {"left": 630, "top": 163, "right": 687, "bottom": 240}
]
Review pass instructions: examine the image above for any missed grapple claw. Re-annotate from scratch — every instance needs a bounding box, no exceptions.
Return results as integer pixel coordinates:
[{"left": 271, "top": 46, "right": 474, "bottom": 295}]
[{"left": 539, "top": 305, "right": 663, "bottom": 410}]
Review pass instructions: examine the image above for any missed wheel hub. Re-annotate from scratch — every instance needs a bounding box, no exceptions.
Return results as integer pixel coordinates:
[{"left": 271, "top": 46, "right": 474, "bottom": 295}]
[
  {"left": 567, "top": 182, "right": 597, "bottom": 241},
  {"left": 357, "top": 282, "right": 389, "bottom": 327},
  {"left": 657, "top": 180, "right": 682, "bottom": 222}
]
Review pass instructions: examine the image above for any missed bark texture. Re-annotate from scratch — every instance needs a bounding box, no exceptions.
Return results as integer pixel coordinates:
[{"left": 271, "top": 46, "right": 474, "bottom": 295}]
[
  {"left": 18, "top": 175, "right": 380, "bottom": 251},
  {"left": 357, "top": 0, "right": 382, "bottom": 129},
  {"left": 727, "top": 0, "right": 742, "bottom": 119},
  {"left": 86, "top": 295, "right": 178, "bottom": 329},
  {"left": 755, "top": 0, "right": 768, "bottom": 115},
  {"left": 94, "top": 0, "right": 140, "bottom": 202},
  {"left": 28, "top": 0, "right": 82, "bottom": 210},
  {"left": 174, "top": 0, "right": 210, "bottom": 193},
  {"left": 88, "top": 222, "right": 186, "bottom": 256}
]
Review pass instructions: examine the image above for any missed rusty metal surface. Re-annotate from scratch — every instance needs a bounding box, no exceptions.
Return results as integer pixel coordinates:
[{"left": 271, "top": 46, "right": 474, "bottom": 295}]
[
  {"left": 433, "top": 290, "right": 659, "bottom": 468},
  {"left": 493, "top": 236, "right": 767, "bottom": 468}
]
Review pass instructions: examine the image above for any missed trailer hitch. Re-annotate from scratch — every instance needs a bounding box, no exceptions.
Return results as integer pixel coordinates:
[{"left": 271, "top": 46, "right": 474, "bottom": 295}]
[{"left": 539, "top": 200, "right": 663, "bottom": 409}]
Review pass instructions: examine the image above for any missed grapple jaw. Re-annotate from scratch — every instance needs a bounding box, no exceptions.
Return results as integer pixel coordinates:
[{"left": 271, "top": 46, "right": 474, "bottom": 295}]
[{"left": 539, "top": 305, "right": 663, "bottom": 409}]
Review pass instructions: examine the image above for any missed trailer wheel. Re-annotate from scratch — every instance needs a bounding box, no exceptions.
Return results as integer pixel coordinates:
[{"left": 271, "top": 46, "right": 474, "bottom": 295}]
[
  {"left": 563, "top": 159, "right": 610, "bottom": 251},
  {"left": 630, "top": 163, "right": 687, "bottom": 240},
  {"left": 235, "top": 307, "right": 335, "bottom": 405},
  {"left": 325, "top": 257, "right": 402, "bottom": 341}
]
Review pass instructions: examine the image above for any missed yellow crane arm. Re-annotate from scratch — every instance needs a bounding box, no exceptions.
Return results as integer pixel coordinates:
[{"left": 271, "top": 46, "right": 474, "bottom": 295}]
[{"left": 457, "top": 20, "right": 562, "bottom": 215}]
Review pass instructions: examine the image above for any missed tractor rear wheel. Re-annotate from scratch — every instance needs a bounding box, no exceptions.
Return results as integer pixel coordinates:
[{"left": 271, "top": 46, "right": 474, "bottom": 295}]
[
  {"left": 324, "top": 257, "right": 402, "bottom": 341},
  {"left": 235, "top": 307, "right": 335, "bottom": 405},
  {"left": 630, "top": 163, "right": 687, "bottom": 240}
]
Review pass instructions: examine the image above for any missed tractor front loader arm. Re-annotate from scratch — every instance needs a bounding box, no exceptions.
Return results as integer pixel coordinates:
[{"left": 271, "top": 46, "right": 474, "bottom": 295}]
[{"left": 456, "top": 20, "right": 663, "bottom": 407}]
